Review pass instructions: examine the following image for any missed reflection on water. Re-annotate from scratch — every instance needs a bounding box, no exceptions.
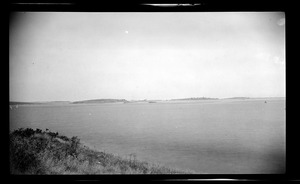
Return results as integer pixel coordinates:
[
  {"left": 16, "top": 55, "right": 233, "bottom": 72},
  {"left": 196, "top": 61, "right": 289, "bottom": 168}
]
[{"left": 10, "top": 99, "right": 285, "bottom": 174}]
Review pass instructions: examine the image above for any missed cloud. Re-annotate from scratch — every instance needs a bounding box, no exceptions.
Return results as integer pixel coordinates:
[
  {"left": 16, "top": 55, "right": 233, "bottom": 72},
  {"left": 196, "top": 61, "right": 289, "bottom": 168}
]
[{"left": 277, "top": 18, "right": 285, "bottom": 26}]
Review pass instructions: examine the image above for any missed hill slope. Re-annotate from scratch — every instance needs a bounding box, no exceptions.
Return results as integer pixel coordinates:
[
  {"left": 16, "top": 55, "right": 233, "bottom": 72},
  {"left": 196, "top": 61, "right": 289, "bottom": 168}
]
[{"left": 9, "top": 128, "right": 192, "bottom": 174}]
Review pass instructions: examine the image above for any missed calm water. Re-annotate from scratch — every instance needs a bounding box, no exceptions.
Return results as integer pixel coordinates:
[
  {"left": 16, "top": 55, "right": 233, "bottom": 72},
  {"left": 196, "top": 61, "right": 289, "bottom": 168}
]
[{"left": 9, "top": 99, "right": 285, "bottom": 174}]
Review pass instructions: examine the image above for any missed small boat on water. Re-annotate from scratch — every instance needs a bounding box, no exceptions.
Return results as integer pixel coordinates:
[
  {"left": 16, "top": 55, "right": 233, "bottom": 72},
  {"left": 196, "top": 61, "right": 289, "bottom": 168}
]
[{"left": 264, "top": 101, "right": 267, "bottom": 103}]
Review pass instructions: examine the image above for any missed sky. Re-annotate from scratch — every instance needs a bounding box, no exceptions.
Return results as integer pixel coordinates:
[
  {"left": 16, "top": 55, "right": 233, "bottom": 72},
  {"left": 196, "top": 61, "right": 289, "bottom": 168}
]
[{"left": 9, "top": 12, "right": 285, "bottom": 102}]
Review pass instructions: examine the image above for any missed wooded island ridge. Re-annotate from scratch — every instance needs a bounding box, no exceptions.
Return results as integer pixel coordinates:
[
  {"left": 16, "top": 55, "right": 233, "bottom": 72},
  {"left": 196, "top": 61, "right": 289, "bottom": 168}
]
[{"left": 72, "top": 99, "right": 128, "bottom": 104}]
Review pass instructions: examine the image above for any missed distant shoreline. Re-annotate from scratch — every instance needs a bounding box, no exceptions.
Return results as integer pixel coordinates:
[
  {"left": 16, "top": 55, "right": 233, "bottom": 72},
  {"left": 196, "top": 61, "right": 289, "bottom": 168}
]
[{"left": 9, "top": 97, "right": 285, "bottom": 106}]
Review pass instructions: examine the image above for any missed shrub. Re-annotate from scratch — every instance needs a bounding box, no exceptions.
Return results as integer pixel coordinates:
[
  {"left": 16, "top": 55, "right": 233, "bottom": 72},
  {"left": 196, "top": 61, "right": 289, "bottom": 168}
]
[
  {"left": 58, "top": 135, "right": 70, "bottom": 142},
  {"left": 66, "top": 136, "right": 80, "bottom": 158},
  {"left": 9, "top": 136, "right": 41, "bottom": 173},
  {"left": 36, "top": 128, "right": 42, "bottom": 134},
  {"left": 11, "top": 128, "right": 36, "bottom": 138},
  {"left": 48, "top": 131, "right": 59, "bottom": 137}
]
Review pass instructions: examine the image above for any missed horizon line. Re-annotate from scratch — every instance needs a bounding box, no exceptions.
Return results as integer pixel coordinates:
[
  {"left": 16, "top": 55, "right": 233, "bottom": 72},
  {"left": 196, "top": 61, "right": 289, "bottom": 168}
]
[{"left": 9, "top": 96, "right": 286, "bottom": 103}]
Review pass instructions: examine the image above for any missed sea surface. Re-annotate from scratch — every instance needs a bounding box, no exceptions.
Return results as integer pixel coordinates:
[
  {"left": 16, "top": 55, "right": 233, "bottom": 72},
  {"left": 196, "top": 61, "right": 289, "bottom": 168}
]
[{"left": 9, "top": 98, "right": 286, "bottom": 174}]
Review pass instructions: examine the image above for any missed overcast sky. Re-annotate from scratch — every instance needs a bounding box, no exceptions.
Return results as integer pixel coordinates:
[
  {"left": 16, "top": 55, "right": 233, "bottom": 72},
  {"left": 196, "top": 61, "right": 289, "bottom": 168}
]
[{"left": 9, "top": 12, "right": 285, "bottom": 102}]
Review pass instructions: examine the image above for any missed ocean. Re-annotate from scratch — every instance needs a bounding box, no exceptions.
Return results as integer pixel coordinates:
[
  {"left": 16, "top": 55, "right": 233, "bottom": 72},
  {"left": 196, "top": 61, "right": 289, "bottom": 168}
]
[{"left": 9, "top": 98, "right": 286, "bottom": 174}]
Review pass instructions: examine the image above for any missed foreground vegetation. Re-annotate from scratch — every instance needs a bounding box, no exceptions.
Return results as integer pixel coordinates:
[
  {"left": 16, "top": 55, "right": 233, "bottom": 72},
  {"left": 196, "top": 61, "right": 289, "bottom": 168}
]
[{"left": 10, "top": 128, "right": 192, "bottom": 174}]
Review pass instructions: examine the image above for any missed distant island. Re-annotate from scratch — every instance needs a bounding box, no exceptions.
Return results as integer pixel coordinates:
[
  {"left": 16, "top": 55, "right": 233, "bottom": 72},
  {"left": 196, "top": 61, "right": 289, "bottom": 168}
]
[
  {"left": 222, "top": 97, "right": 250, "bottom": 100},
  {"left": 10, "top": 97, "right": 285, "bottom": 106},
  {"left": 10, "top": 101, "right": 42, "bottom": 105},
  {"left": 170, "top": 97, "right": 219, "bottom": 101},
  {"left": 72, "top": 99, "right": 128, "bottom": 104},
  {"left": 10, "top": 101, "right": 71, "bottom": 105},
  {"left": 124, "top": 99, "right": 159, "bottom": 104}
]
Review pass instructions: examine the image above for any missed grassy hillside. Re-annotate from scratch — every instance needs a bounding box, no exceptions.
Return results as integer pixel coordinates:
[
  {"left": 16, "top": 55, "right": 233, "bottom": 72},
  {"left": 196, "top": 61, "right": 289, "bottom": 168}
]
[{"left": 9, "top": 128, "right": 192, "bottom": 174}]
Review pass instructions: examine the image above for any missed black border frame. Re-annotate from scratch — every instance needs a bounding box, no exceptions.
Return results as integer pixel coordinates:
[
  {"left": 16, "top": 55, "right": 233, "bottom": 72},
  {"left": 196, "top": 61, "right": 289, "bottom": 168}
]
[{"left": 8, "top": 0, "right": 296, "bottom": 182}]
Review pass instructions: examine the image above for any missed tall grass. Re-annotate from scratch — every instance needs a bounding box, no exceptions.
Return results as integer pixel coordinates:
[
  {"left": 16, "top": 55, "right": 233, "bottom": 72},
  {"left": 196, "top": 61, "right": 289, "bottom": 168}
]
[{"left": 9, "top": 128, "right": 192, "bottom": 174}]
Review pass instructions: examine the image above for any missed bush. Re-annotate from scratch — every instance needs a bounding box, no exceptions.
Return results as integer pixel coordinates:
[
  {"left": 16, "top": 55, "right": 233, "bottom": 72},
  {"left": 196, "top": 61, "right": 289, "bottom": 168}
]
[
  {"left": 69, "top": 136, "right": 80, "bottom": 157},
  {"left": 11, "top": 128, "right": 36, "bottom": 138},
  {"left": 58, "top": 135, "right": 70, "bottom": 142},
  {"left": 9, "top": 128, "right": 65, "bottom": 174},
  {"left": 10, "top": 136, "right": 41, "bottom": 173},
  {"left": 48, "top": 131, "right": 59, "bottom": 137}
]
